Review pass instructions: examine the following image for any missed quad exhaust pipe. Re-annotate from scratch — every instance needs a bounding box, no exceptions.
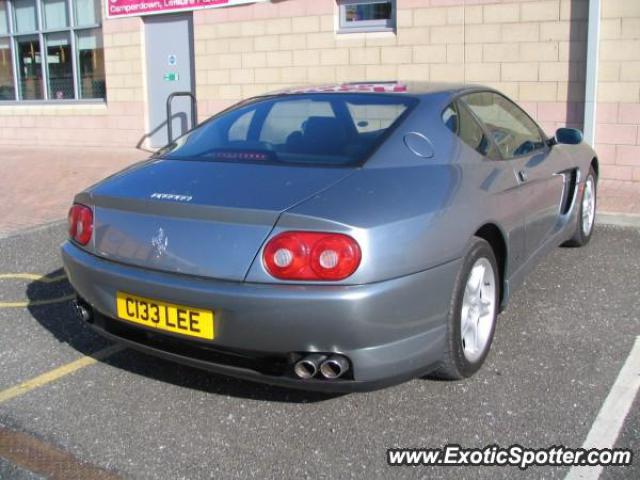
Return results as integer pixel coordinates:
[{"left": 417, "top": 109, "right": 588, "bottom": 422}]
[
  {"left": 294, "top": 353, "right": 350, "bottom": 380},
  {"left": 294, "top": 354, "right": 326, "bottom": 379},
  {"left": 73, "top": 299, "right": 93, "bottom": 323},
  {"left": 319, "top": 355, "right": 350, "bottom": 379}
]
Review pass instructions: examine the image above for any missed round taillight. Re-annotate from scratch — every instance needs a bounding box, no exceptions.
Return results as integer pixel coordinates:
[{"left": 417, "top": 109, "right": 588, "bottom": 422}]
[
  {"left": 68, "top": 204, "right": 93, "bottom": 246},
  {"left": 310, "top": 235, "right": 361, "bottom": 280},
  {"left": 263, "top": 232, "right": 361, "bottom": 281},
  {"left": 319, "top": 250, "right": 339, "bottom": 269},
  {"left": 273, "top": 248, "right": 294, "bottom": 268}
]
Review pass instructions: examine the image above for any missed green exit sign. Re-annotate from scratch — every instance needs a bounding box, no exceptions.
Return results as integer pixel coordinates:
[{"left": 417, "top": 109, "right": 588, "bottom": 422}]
[{"left": 163, "top": 72, "right": 179, "bottom": 82}]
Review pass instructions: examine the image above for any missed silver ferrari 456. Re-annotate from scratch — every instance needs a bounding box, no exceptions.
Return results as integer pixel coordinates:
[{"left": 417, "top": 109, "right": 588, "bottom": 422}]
[{"left": 62, "top": 82, "right": 598, "bottom": 392}]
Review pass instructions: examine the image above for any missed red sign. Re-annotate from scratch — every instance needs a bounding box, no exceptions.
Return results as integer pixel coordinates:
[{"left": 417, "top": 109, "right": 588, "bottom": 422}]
[
  {"left": 284, "top": 83, "right": 409, "bottom": 94},
  {"left": 106, "top": 0, "right": 267, "bottom": 19}
]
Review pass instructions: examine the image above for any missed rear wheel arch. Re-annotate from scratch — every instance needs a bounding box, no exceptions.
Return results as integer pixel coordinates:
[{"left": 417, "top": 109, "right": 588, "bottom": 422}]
[
  {"left": 474, "top": 224, "right": 507, "bottom": 304},
  {"left": 591, "top": 157, "right": 599, "bottom": 181},
  {"left": 430, "top": 236, "right": 499, "bottom": 380}
]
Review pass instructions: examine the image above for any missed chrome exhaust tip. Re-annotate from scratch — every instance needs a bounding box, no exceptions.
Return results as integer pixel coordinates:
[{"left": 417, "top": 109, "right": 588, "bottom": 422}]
[
  {"left": 293, "top": 354, "right": 326, "bottom": 379},
  {"left": 74, "top": 300, "right": 93, "bottom": 323},
  {"left": 319, "top": 355, "right": 350, "bottom": 379}
]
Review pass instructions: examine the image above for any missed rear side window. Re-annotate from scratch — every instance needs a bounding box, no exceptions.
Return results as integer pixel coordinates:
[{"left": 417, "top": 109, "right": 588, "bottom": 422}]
[
  {"left": 461, "top": 92, "right": 545, "bottom": 159},
  {"left": 348, "top": 102, "right": 408, "bottom": 133},
  {"left": 443, "top": 101, "right": 496, "bottom": 158},
  {"left": 228, "top": 111, "right": 254, "bottom": 141},
  {"left": 160, "top": 94, "right": 417, "bottom": 166}
]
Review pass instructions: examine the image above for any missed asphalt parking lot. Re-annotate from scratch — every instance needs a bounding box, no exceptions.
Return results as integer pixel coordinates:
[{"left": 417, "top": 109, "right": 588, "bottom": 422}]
[{"left": 0, "top": 222, "right": 638, "bottom": 479}]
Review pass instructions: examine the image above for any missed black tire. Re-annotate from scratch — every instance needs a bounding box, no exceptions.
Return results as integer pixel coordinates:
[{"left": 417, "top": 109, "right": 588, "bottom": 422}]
[
  {"left": 431, "top": 237, "right": 499, "bottom": 380},
  {"left": 563, "top": 167, "right": 597, "bottom": 247}
]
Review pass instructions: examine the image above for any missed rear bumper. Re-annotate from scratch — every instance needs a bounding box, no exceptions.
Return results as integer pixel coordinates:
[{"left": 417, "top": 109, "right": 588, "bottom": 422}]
[{"left": 62, "top": 241, "right": 461, "bottom": 392}]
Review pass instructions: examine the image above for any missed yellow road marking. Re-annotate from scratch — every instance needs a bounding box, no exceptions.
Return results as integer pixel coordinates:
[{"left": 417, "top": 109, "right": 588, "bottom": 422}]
[
  {"left": 0, "top": 272, "right": 72, "bottom": 308},
  {"left": 0, "top": 345, "right": 124, "bottom": 404},
  {"left": 0, "top": 273, "right": 67, "bottom": 283},
  {"left": 0, "top": 294, "right": 77, "bottom": 308}
]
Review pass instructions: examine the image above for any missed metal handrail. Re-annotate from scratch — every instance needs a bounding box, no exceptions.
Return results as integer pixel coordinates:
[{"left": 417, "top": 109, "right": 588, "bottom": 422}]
[{"left": 166, "top": 91, "right": 197, "bottom": 143}]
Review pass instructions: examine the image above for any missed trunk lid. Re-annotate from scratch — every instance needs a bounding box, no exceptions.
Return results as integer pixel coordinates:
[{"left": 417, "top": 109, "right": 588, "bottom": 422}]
[{"left": 88, "top": 159, "right": 353, "bottom": 281}]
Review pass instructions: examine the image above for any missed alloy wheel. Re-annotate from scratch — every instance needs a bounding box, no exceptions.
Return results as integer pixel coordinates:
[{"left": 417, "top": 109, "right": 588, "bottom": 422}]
[{"left": 460, "top": 257, "right": 497, "bottom": 363}]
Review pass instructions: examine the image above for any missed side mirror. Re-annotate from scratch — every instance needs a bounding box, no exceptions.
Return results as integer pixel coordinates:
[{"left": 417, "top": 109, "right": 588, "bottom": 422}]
[{"left": 555, "top": 128, "right": 583, "bottom": 145}]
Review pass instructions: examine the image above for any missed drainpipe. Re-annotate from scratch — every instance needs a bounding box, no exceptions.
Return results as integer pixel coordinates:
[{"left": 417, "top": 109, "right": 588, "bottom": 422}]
[{"left": 583, "top": 0, "right": 601, "bottom": 146}]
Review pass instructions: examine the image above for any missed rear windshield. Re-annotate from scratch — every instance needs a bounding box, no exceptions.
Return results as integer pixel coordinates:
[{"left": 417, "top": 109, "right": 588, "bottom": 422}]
[{"left": 159, "top": 94, "right": 417, "bottom": 166}]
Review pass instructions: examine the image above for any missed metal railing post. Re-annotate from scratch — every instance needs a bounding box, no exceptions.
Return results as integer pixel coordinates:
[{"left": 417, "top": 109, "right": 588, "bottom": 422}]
[{"left": 166, "top": 91, "right": 197, "bottom": 144}]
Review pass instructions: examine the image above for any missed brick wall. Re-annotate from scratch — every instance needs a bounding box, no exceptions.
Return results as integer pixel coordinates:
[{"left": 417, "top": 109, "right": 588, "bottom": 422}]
[{"left": 0, "top": 0, "right": 638, "bottom": 196}]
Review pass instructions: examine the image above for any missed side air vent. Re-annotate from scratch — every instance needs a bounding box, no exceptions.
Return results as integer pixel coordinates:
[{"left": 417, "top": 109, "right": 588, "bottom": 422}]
[{"left": 560, "top": 169, "right": 578, "bottom": 215}]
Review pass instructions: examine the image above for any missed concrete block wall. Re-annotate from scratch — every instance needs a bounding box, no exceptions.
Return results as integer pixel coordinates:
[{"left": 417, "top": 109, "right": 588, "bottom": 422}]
[
  {"left": 595, "top": 0, "right": 640, "bottom": 183},
  {"left": 193, "top": 0, "right": 590, "bottom": 134}
]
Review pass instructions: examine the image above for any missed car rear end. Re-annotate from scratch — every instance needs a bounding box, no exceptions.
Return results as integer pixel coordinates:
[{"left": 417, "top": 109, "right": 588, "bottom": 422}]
[{"left": 61, "top": 89, "right": 456, "bottom": 391}]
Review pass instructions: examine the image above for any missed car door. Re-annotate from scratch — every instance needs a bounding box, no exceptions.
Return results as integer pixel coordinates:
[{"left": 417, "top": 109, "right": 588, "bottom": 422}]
[
  {"left": 442, "top": 99, "right": 527, "bottom": 277},
  {"left": 461, "top": 92, "right": 565, "bottom": 258}
]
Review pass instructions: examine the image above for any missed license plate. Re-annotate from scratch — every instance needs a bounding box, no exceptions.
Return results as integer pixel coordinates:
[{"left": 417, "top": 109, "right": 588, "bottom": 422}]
[{"left": 115, "top": 292, "right": 214, "bottom": 340}]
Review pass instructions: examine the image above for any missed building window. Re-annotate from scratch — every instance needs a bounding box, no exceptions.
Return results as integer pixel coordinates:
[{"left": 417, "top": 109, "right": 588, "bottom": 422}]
[
  {"left": 338, "top": 0, "right": 395, "bottom": 33},
  {"left": 0, "top": 0, "right": 105, "bottom": 102}
]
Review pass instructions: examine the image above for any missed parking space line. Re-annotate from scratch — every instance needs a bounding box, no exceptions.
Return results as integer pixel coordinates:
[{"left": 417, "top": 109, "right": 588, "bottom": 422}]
[
  {"left": 0, "top": 344, "right": 124, "bottom": 404},
  {"left": 0, "top": 272, "right": 72, "bottom": 308},
  {"left": 0, "top": 273, "right": 67, "bottom": 283},
  {"left": 565, "top": 336, "right": 640, "bottom": 480},
  {"left": 0, "top": 294, "right": 76, "bottom": 308}
]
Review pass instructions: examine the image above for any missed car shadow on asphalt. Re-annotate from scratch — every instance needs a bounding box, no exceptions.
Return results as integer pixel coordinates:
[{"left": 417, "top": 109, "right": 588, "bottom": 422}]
[{"left": 26, "top": 268, "right": 341, "bottom": 404}]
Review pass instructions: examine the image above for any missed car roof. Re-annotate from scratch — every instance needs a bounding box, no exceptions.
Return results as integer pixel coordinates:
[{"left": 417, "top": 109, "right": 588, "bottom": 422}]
[{"left": 266, "top": 81, "right": 488, "bottom": 98}]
